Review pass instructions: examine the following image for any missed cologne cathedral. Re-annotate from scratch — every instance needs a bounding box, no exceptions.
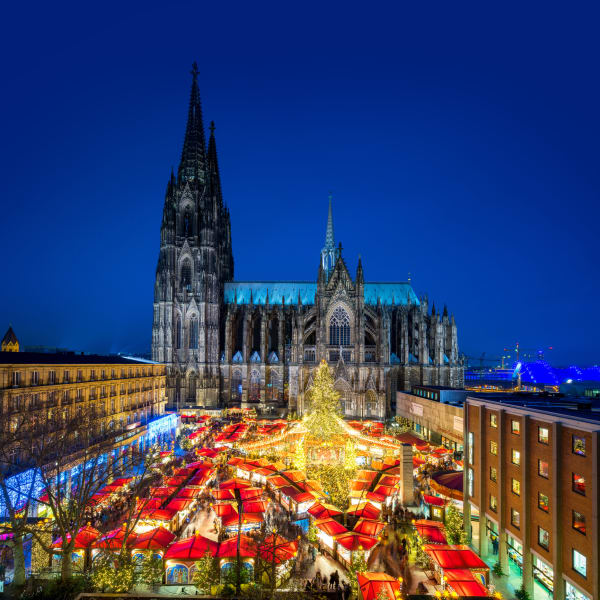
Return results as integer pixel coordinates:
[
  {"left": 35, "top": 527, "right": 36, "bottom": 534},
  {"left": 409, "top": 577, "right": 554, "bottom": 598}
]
[{"left": 152, "top": 65, "right": 464, "bottom": 418}]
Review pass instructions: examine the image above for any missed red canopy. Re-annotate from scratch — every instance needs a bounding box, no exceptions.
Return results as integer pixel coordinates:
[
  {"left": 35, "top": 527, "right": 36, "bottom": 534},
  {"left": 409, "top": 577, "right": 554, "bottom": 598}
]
[
  {"left": 150, "top": 486, "right": 177, "bottom": 498},
  {"left": 423, "top": 494, "right": 445, "bottom": 507},
  {"left": 221, "top": 512, "right": 264, "bottom": 527},
  {"left": 258, "top": 535, "right": 298, "bottom": 564},
  {"left": 447, "top": 579, "right": 488, "bottom": 597},
  {"left": 314, "top": 518, "right": 349, "bottom": 537},
  {"left": 413, "top": 456, "right": 426, "bottom": 468},
  {"left": 357, "top": 572, "right": 401, "bottom": 600},
  {"left": 110, "top": 478, "right": 133, "bottom": 486},
  {"left": 216, "top": 535, "right": 257, "bottom": 558},
  {"left": 178, "top": 487, "right": 202, "bottom": 499},
  {"left": 423, "top": 545, "right": 489, "bottom": 569},
  {"left": 131, "top": 526, "right": 175, "bottom": 550},
  {"left": 164, "top": 534, "right": 218, "bottom": 560},
  {"left": 166, "top": 498, "right": 194, "bottom": 511},
  {"left": 220, "top": 478, "right": 252, "bottom": 490},
  {"left": 353, "top": 518, "right": 386, "bottom": 537},
  {"left": 334, "top": 532, "right": 378, "bottom": 552},
  {"left": 92, "top": 526, "right": 135, "bottom": 550},
  {"left": 99, "top": 484, "right": 122, "bottom": 494},
  {"left": 415, "top": 523, "right": 447, "bottom": 544},
  {"left": 395, "top": 432, "right": 426, "bottom": 445},
  {"left": 308, "top": 502, "right": 343, "bottom": 519},
  {"left": 164, "top": 476, "right": 186, "bottom": 486},
  {"left": 52, "top": 525, "right": 101, "bottom": 549},
  {"left": 138, "top": 508, "right": 177, "bottom": 522},
  {"left": 197, "top": 448, "right": 220, "bottom": 457},
  {"left": 136, "top": 497, "right": 163, "bottom": 510},
  {"left": 346, "top": 502, "right": 381, "bottom": 520}
]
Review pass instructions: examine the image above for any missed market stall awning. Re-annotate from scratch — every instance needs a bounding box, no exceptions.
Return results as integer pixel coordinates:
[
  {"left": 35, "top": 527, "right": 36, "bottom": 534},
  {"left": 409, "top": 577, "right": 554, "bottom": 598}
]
[
  {"left": 353, "top": 518, "right": 386, "bottom": 537},
  {"left": 430, "top": 471, "right": 464, "bottom": 501},
  {"left": 334, "top": 532, "right": 378, "bottom": 552},
  {"left": 258, "top": 535, "right": 298, "bottom": 564},
  {"left": 149, "top": 486, "right": 177, "bottom": 498},
  {"left": 164, "top": 476, "right": 186, "bottom": 486},
  {"left": 346, "top": 502, "right": 381, "bottom": 520},
  {"left": 166, "top": 498, "right": 195, "bottom": 511},
  {"left": 415, "top": 520, "right": 447, "bottom": 544},
  {"left": 220, "top": 477, "right": 252, "bottom": 490},
  {"left": 52, "top": 525, "right": 101, "bottom": 549},
  {"left": 357, "top": 572, "right": 401, "bottom": 600},
  {"left": 136, "top": 497, "right": 163, "bottom": 510},
  {"left": 137, "top": 508, "right": 177, "bottom": 522},
  {"left": 164, "top": 534, "right": 218, "bottom": 559},
  {"left": 216, "top": 535, "right": 257, "bottom": 558},
  {"left": 314, "top": 517, "right": 349, "bottom": 537},
  {"left": 131, "top": 526, "right": 175, "bottom": 550},
  {"left": 423, "top": 545, "right": 489, "bottom": 569},
  {"left": 177, "top": 487, "right": 202, "bottom": 499},
  {"left": 92, "top": 526, "right": 135, "bottom": 550},
  {"left": 308, "top": 502, "right": 343, "bottom": 519},
  {"left": 423, "top": 494, "right": 446, "bottom": 507}
]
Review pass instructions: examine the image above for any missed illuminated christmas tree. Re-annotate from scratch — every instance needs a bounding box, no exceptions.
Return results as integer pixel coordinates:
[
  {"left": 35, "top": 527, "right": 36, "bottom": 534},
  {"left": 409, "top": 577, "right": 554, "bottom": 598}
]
[
  {"left": 344, "top": 439, "right": 358, "bottom": 474},
  {"left": 303, "top": 360, "right": 344, "bottom": 440},
  {"left": 293, "top": 437, "right": 306, "bottom": 471}
]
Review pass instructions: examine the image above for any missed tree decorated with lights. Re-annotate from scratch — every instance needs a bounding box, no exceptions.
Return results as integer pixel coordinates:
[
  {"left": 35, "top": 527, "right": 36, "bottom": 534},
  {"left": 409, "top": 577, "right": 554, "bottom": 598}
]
[
  {"left": 192, "top": 551, "right": 220, "bottom": 593},
  {"left": 347, "top": 550, "right": 368, "bottom": 597},
  {"left": 139, "top": 550, "right": 164, "bottom": 588},
  {"left": 303, "top": 360, "right": 344, "bottom": 441},
  {"left": 444, "top": 504, "right": 467, "bottom": 544},
  {"left": 344, "top": 439, "right": 358, "bottom": 475},
  {"left": 293, "top": 438, "right": 306, "bottom": 471}
]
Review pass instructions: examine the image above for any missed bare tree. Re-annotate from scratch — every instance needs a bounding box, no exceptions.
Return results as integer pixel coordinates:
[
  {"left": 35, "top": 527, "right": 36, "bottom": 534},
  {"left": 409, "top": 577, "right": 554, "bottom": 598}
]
[{"left": 0, "top": 404, "right": 160, "bottom": 583}]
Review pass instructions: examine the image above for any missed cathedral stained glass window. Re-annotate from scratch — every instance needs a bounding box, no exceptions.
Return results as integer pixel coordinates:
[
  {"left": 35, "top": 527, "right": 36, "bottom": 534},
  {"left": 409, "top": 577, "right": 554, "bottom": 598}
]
[
  {"left": 329, "top": 307, "right": 350, "bottom": 346},
  {"left": 189, "top": 318, "right": 198, "bottom": 349}
]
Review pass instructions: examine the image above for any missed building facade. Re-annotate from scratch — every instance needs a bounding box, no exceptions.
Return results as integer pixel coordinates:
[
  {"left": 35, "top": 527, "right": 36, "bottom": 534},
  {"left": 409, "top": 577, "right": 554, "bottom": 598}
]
[
  {"left": 463, "top": 396, "right": 600, "bottom": 600},
  {"left": 0, "top": 352, "right": 168, "bottom": 466},
  {"left": 152, "top": 65, "right": 464, "bottom": 417}
]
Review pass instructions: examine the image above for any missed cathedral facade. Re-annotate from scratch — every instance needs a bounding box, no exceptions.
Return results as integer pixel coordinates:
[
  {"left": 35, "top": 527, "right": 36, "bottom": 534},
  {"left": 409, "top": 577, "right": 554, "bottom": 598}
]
[{"left": 152, "top": 65, "right": 464, "bottom": 418}]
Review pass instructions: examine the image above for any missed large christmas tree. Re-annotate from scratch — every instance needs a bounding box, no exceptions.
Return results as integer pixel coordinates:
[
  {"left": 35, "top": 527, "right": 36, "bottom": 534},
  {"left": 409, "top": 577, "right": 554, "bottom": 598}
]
[{"left": 303, "top": 360, "right": 345, "bottom": 441}]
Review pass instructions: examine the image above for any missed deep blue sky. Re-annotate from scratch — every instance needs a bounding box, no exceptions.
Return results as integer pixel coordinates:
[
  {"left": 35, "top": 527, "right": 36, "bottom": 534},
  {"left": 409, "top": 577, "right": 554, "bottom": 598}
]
[{"left": 1, "top": 1, "right": 598, "bottom": 365}]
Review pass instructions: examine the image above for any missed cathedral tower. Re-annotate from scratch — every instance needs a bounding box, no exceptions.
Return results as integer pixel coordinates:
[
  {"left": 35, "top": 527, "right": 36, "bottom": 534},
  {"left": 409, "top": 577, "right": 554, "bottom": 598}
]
[{"left": 152, "top": 64, "right": 233, "bottom": 408}]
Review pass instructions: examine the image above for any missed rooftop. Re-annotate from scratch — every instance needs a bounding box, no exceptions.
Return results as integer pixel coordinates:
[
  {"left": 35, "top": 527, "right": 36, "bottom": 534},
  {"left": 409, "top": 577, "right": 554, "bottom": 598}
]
[{"left": 0, "top": 352, "right": 160, "bottom": 366}]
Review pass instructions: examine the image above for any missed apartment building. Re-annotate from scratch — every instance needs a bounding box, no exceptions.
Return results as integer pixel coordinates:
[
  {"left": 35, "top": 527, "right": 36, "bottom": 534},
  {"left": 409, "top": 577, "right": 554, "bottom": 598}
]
[{"left": 464, "top": 395, "right": 599, "bottom": 600}]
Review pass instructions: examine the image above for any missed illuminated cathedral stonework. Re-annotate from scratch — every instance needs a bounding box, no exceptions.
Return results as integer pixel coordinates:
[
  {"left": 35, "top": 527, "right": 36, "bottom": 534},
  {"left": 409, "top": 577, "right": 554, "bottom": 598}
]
[{"left": 152, "top": 65, "right": 464, "bottom": 417}]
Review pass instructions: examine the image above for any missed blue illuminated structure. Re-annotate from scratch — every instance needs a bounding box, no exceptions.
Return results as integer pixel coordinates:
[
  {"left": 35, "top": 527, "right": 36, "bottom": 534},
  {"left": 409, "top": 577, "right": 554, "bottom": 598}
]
[{"left": 224, "top": 281, "right": 419, "bottom": 306}]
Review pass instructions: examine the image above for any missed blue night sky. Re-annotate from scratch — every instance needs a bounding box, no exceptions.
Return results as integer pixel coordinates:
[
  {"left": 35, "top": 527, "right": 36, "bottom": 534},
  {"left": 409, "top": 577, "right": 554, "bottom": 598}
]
[{"left": 1, "top": 1, "right": 598, "bottom": 366}]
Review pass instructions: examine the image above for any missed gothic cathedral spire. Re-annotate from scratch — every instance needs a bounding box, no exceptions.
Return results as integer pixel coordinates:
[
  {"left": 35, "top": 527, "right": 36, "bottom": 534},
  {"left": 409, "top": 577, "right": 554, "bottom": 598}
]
[
  {"left": 178, "top": 62, "right": 207, "bottom": 183},
  {"left": 320, "top": 193, "right": 337, "bottom": 277}
]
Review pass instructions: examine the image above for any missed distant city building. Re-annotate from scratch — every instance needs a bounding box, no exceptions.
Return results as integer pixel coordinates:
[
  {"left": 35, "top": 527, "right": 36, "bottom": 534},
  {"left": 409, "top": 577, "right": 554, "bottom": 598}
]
[
  {"left": 1, "top": 326, "right": 19, "bottom": 352},
  {"left": 464, "top": 394, "right": 600, "bottom": 600},
  {"left": 0, "top": 351, "right": 168, "bottom": 465},
  {"left": 151, "top": 65, "right": 464, "bottom": 417}
]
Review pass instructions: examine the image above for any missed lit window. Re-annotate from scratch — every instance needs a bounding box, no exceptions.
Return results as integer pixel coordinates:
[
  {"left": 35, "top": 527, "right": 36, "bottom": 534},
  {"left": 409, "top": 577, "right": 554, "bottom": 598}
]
[
  {"left": 329, "top": 307, "right": 351, "bottom": 346},
  {"left": 468, "top": 468, "right": 474, "bottom": 497},
  {"left": 511, "top": 449, "right": 521, "bottom": 465},
  {"left": 572, "top": 511, "right": 586, "bottom": 535},
  {"left": 489, "top": 495, "right": 497, "bottom": 512},
  {"left": 490, "top": 413, "right": 497, "bottom": 428},
  {"left": 490, "top": 466, "right": 497, "bottom": 482},
  {"left": 511, "top": 478, "right": 521, "bottom": 496},
  {"left": 565, "top": 582, "right": 591, "bottom": 600},
  {"left": 538, "top": 460, "right": 549, "bottom": 478},
  {"left": 538, "top": 492, "right": 549, "bottom": 512},
  {"left": 511, "top": 508, "right": 520, "bottom": 528},
  {"left": 490, "top": 440, "right": 498, "bottom": 455},
  {"left": 511, "top": 420, "right": 520, "bottom": 434},
  {"left": 572, "top": 436, "right": 586, "bottom": 457},
  {"left": 538, "top": 527, "right": 549, "bottom": 550},
  {"left": 468, "top": 432, "right": 474, "bottom": 464},
  {"left": 572, "top": 473, "right": 585, "bottom": 495},
  {"left": 538, "top": 427, "right": 549, "bottom": 444},
  {"left": 573, "top": 549, "right": 587, "bottom": 578}
]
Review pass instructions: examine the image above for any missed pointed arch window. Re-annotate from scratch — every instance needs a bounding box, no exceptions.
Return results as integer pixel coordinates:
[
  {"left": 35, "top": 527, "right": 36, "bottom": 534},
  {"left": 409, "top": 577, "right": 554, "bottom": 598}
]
[
  {"left": 189, "top": 318, "right": 198, "bottom": 349},
  {"left": 329, "top": 307, "right": 350, "bottom": 346},
  {"left": 181, "top": 260, "right": 192, "bottom": 292},
  {"left": 176, "top": 318, "right": 182, "bottom": 349},
  {"left": 183, "top": 210, "right": 192, "bottom": 237}
]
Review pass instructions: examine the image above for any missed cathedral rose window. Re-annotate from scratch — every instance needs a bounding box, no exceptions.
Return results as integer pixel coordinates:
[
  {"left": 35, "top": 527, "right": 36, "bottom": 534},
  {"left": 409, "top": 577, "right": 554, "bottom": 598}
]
[{"left": 329, "top": 307, "right": 350, "bottom": 346}]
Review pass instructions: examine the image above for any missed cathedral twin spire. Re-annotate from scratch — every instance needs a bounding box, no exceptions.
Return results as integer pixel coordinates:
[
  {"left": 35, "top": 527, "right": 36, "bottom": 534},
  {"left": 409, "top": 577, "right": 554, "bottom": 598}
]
[{"left": 178, "top": 62, "right": 207, "bottom": 183}]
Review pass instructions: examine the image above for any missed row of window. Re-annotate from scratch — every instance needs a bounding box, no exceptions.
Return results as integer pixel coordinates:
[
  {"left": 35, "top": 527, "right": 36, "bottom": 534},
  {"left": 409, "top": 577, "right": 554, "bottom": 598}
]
[
  {"left": 10, "top": 367, "right": 156, "bottom": 387},
  {"left": 489, "top": 414, "right": 587, "bottom": 456}
]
